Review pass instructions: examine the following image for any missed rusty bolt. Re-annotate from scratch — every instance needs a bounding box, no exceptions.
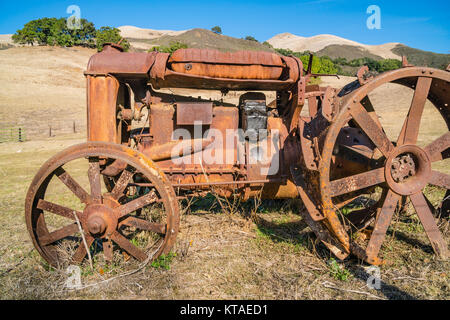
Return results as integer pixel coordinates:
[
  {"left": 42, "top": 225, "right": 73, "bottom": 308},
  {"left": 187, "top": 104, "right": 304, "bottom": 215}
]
[{"left": 88, "top": 216, "right": 106, "bottom": 235}]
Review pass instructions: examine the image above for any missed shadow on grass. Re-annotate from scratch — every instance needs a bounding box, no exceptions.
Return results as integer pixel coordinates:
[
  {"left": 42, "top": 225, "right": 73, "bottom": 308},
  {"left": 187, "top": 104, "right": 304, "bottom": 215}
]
[
  {"left": 253, "top": 214, "right": 313, "bottom": 250},
  {"left": 183, "top": 196, "right": 300, "bottom": 217},
  {"left": 181, "top": 194, "right": 224, "bottom": 215},
  {"left": 349, "top": 265, "right": 417, "bottom": 300},
  {"left": 254, "top": 213, "right": 418, "bottom": 300},
  {"left": 387, "top": 229, "right": 434, "bottom": 254}
]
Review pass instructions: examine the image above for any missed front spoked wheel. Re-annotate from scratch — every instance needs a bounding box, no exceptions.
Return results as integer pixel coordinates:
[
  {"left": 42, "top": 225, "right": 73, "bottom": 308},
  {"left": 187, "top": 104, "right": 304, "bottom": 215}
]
[{"left": 25, "top": 142, "right": 180, "bottom": 267}]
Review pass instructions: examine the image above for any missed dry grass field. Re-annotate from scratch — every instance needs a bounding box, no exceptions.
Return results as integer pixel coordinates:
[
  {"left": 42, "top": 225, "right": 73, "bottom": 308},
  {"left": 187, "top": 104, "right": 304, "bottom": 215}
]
[{"left": 0, "top": 46, "right": 448, "bottom": 300}]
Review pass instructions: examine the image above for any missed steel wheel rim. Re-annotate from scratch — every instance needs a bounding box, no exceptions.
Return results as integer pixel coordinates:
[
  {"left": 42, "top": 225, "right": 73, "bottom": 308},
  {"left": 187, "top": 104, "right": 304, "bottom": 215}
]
[
  {"left": 319, "top": 68, "right": 450, "bottom": 263},
  {"left": 25, "top": 142, "right": 180, "bottom": 267}
]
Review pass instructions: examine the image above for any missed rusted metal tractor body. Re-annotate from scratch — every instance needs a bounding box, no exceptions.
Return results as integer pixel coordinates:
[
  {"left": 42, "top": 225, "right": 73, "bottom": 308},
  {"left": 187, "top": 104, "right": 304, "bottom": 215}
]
[
  {"left": 85, "top": 45, "right": 308, "bottom": 200},
  {"left": 25, "top": 43, "right": 449, "bottom": 267}
]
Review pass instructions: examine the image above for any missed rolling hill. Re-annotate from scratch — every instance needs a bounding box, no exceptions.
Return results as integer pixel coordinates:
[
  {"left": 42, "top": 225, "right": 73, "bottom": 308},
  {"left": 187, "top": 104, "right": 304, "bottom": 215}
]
[
  {"left": 315, "top": 44, "right": 384, "bottom": 61},
  {"left": 3, "top": 25, "right": 448, "bottom": 70},
  {"left": 118, "top": 25, "right": 187, "bottom": 39},
  {"left": 120, "top": 27, "right": 449, "bottom": 70},
  {"left": 0, "top": 34, "right": 15, "bottom": 49},
  {"left": 266, "top": 32, "right": 401, "bottom": 59},
  {"left": 121, "top": 27, "right": 274, "bottom": 53},
  {"left": 392, "top": 44, "right": 450, "bottom": 70}
]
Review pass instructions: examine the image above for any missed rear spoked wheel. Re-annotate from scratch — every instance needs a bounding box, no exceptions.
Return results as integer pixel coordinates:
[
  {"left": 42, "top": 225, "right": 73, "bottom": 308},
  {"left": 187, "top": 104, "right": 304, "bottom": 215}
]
[
  {"left": 25, "top": 142, "right": 180, "bottom": 268},
  {"left": 320, "top": 68, "right": 449, "bottom": 264}
]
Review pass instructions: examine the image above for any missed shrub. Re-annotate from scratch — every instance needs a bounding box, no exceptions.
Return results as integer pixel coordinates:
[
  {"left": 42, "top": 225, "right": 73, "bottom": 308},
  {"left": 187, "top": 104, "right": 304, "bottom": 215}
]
[
  {"left": 12, "top": 17, "right": 128, "bottom": 51},
  {"left": 377, "top": 58, "right": 402, "bottom": 72},
  {"left": 95, "top": 26, "right": 129, "bottom": 52},
  {"left": 300, "top": 55, "right": 338, "bottom": 74},
  {"left": 262, "top": 41, "right": 273, "bottom": 48},
  {"left": 211, "top": 26, "right": 222, "bottom": 34},
  {"left": 275, "top": 48, "right": 339, "bottom": 76},
  {"left": 12, "top": 17, "right": 96, "bottom": 48},
  {"left": 274, "top": 48, "right": 294, "bottom": 56},
  {"left": 244, "top": 35, "right": 258, "bottom": 42},
  {"left": 331, "top": 56, "right": 402, "bottom": 74},
  {"left": 151, "top": 41, "right": 188, "bottom": 54}
]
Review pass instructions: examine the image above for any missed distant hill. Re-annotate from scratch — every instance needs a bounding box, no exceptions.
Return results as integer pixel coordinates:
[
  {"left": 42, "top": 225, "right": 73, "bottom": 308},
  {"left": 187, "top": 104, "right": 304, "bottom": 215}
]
[
  {"left": 266, "top": 32, "right": 401, "bottom": 59},
  {"left": 118, "top": 26, "right": 187, "bottom": 50},
  {"left": 0, "top": 34, "right": 15, "bottom": 50},
  {"left": 122, "top": 28, "right": 274, "bottom": 53},
  {"left": 314, "top": 43, "right": 450, "bottom": 70},
  {"left": 313, "top": 43, "right": 450, "bottom": 71},
  {"left": 118, "top": 25, "right": 187, "bottom": 40},
  {"left": 392, "top": 44, "right": 450, "bottom": 69},
  {"left": 267, "top": 32, "right": 361, "bottom": 52},
  {"left": 267, "top": 32, "right": 449, "bottom": 70},
  {"left": 4, "top": 25, "right": 448, "bottom": 71},
  {"left": 315, "top": 44, "right": 384, "bottom": 61}
]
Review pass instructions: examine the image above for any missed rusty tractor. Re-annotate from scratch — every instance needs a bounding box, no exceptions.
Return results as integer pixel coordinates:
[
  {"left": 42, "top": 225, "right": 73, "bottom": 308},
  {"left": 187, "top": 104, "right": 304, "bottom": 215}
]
[{"left": 26, "top": 43, "right": 449, "bottom": 267}]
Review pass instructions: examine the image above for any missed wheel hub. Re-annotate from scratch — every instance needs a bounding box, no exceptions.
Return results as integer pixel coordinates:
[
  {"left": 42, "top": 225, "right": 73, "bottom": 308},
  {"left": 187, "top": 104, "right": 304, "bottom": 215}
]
[
  {"left": 83, "top": 204, "right": 118, "bottom": 237},
  {"left": 385, "top": 145, "right": 431, "bottom": 195},
  {"left": 390, "top": 153, "right": 416, "bottom": 183},
  {"left": 87, "top": 215, "right": 106, "bottom": 235}
]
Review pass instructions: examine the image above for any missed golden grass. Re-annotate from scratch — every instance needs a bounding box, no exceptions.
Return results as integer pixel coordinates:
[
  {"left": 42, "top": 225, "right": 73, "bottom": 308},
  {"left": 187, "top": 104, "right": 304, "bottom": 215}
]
[
  {"left": 0, "top": 135, "right": 448, "bottom": 300},
  {"left": 0, "top": 47, "right": 448, "bottom": 300}
]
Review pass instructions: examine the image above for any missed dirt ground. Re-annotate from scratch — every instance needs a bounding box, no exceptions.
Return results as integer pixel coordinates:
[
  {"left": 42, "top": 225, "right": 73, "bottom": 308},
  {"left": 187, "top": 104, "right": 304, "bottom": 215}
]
[{"left": 0, "top": 46, "right": 448, "bottom": 300}]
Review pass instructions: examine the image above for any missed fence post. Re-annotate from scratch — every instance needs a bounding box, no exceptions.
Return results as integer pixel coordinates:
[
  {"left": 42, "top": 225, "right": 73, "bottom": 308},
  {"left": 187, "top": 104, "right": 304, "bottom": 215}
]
[
  {"left": 18, "top": 127, "right": 22, "bottom": 142},
  {"left": 73, "top": 121, "right": 76, "bottom": 133},
  {"left": 49, "top": 125, "right": 52, "bottom": 137}
]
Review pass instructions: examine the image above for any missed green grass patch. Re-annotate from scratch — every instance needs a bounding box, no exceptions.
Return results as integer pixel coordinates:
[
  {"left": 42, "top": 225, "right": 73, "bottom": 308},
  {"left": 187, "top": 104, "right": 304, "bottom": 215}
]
[
  {"left": 327, "top": 258, "right": 351, "bottom": 282},
  {"left": 151, "top": 252, "right": 177, "bottom": 270}
]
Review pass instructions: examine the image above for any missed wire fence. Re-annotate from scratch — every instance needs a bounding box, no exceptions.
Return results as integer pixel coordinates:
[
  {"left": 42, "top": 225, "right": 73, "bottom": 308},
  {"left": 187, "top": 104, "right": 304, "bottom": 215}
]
[
  {"left": 0, "top": 120, "right": 86, "bottom": 143},
  {"left": 0, "top": 127, "right": 26, "bottom": 143}
]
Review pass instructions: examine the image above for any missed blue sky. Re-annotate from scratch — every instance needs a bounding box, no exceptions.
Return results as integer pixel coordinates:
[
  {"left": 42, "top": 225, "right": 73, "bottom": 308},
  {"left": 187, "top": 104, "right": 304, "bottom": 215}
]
[{"left": 0, "top": 0, "right": 448, "bottom": 53}]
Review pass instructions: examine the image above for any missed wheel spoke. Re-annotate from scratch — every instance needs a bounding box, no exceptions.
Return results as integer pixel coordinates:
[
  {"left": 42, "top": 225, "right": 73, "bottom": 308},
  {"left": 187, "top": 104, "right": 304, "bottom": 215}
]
[
  {"left": 72, "top": 235, "right": 94, "bottom": 263},
  {"left": 37, "top": 199, "right": 81, "bottom": 220},
  {"left": 428, "top": 170, "right": 450, "bottom": 189},
  {"left": 330, "top": 167, "right": 385, "bottom": 197},
  {"left": 40, "top": 223, "right": 79, "bottom": 246},
  {"left": 88, "top": 158, "right": 102, "bottom": 203},
  {"left": 349, "top": 102, "right": 394, "bottom": 156},
  {"left": 345, "top": 206, "right": 377, "bottom": 230},
  {"left": 117, "top": 192, "right": 157, "bottom": 218},
  {"left": 55, "top": 167, "right": 92, "bottom": 204},
  {"left": 361, "top": 95, "right": 384, "bottom": 130},
  {"left": 424, "top": 131, "right": 450, "bottom": 162},
  {"left": 102, "top": 159, "right": 128, "bottom": 177},
  {"left": 366, "top": 190, "right": 401, "bottom": 260},
  {"left": 410, "top": 192, "right": 449, "bottom": 259},
  {"left": 110, "top": 168, "right": 134, "bottom": 200},
  {"left": 345, "top": 189, "right": 389, "bottom": 230},
  {"left": 336, "top": 144, "right": 376, "bottom": 165},
  {"left": 397, "top": 77, "right": 432, "bottom": 145},
  {"left": 103, "top": 239, "right": 113, "bottom": 263},
  {"left": 440, "top": 190, "right": 450, "bottom": 219},
  {"left": 120, "top": 216, "right": 166, "bottom": 234},
  {"left": 110, "top": 231, "right": 148, "bottom": 262}
]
